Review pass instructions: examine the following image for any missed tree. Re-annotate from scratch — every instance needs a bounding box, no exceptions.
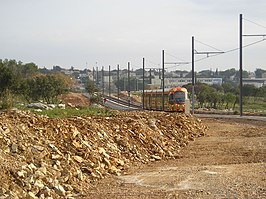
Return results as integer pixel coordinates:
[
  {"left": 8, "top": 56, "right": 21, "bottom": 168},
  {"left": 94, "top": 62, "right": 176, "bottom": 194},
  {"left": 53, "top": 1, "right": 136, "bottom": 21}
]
[
  {"left": 197, "top": 89, "right": 208, "bottom": 108},
  {"left": 85, "top": 79, "right": 99, "bottom": 94},
  {"left": 0, "top": 65, "right": 14, "bottom": 94},
  {"left": 0, "top": 65, "right": 16, "bottom": 109},
  {"left": 222, "top": 82, "right": 237, "bottom": 94},
  {"left": 206, "top": 88, "right": 222, "bottom": 109},
  {"left": 52, "top": 72, "right": 75, "bottom": 89},
  {"left": 257, "top": 86, "right": 266, "bottom": 99},
  {"left": 21, "top": 63, "right": 38, "bottom": 78},
  {"left": 196, "top": 84, "right": 212, "bottom": 108},
  {"left": 25, "top": 74, "right": 68, "bottom": 103},
  {"left": 211, "top": 84, "right": 224, "bottom": 93},
  {"left": 242, "top": 84, "right": 257, "bottom": 97},
  {"left": 224, "top": 92, "right": 235, "bottom": 109},
  {"left": 255, "top": 68, "right": 266, "bottom": 78}
]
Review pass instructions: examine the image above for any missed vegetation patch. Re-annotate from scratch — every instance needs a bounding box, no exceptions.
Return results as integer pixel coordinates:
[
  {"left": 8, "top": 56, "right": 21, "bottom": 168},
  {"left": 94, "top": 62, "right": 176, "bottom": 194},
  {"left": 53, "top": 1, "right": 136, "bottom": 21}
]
[{"left": 33, "top": 107, "right": 115, "bottom": 118}]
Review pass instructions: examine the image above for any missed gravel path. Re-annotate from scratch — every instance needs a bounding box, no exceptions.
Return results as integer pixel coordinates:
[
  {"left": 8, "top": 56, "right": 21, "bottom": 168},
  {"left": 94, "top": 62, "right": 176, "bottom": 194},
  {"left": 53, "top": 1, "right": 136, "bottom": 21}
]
[{"left": 84, "top": 118, "right": 266, "bottom": 199}]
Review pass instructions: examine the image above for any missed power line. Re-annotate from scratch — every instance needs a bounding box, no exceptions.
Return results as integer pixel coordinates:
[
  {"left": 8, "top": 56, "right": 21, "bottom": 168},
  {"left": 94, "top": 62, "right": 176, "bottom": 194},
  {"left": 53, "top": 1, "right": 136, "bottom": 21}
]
[
  {"left": 165, "top": 51, "right": 186, "bottom": 62},
  {"left": 146, "top": 59, "right": 160, "bottom": 67},
  {"left": 194, "top": 38, "right": 266, "bottom": 63},
  {"left": 165, "top": 62, "right": 190, "bottom": 69},
  {"left": 163, "top": 38, "right": 265, "bottom": 69},
  {"left": 243, "top": 18, "right": 266, "bottom": 29},
  {"left": 194, "top": 39, "right": 224, "bottom": 52}
]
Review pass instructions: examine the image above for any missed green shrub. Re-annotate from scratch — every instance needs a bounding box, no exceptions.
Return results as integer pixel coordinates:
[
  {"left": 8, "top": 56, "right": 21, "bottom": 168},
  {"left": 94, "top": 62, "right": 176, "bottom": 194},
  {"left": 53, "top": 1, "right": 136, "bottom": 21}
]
[{"left": 0, "top": 90, "right": 14, "bottom": 109}]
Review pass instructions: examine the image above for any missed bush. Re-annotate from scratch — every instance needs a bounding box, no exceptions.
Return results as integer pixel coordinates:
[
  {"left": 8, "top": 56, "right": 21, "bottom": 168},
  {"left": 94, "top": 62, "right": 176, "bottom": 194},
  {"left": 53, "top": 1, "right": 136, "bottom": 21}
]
[{"left": 0, "top": 90, "right": 14, "bottom": 109}]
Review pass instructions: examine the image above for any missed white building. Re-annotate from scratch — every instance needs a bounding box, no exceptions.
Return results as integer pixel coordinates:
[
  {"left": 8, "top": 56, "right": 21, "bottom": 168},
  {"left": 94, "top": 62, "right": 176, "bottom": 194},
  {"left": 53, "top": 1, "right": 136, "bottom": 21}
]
[
  {"left": 243, "top": 78, "right": 266, "bottom": 88},
  {"left": 151, "top": 77, "right": 223, "bottom": 88}
]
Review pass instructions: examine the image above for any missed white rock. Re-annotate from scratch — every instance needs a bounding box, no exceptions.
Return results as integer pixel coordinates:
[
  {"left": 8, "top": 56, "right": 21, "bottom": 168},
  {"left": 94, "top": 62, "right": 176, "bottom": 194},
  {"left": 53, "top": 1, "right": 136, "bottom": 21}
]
[
  {"left": 151, "top": 155, "right": 161, "bottom": 160},
  {"left": 27, "top": 191, "right": 38, "bottom": 199},
  {"left": 34, "top": 179, "right": 44, "bottom": 189},
  {"left": 54, "top": 184, "right": 66, "bottom": 196},
  {"left": 17, "top": 170, "right": 27, "bottom": 178},
  {"left": 27, "top": 163, "right": 37, "bottom": 172},
  {"left": 77, "top": 169, "right": 84, "bottom": 181},
  {"left": 11, "top": 143, "right": 18, "bottom": 153}
]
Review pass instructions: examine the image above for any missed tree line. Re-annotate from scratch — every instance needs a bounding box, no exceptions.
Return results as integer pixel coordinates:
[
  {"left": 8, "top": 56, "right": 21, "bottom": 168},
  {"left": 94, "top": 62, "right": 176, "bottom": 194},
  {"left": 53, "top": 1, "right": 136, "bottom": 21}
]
[
  {"left": 1, "top": 59, "right": 265, "bottom": 110},
  {"left": 184, "top": 82, "right": 266, "bottom": 110},
  {"left": 0, "top": 59, "right": 74, "bottom": 109}
]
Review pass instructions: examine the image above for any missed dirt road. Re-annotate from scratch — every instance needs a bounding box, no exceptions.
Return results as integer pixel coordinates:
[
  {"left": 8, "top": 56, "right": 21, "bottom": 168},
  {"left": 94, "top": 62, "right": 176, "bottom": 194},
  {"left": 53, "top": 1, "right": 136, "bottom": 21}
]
[{"left": 84, "top": 118, "right": 266, "bottom": 199}]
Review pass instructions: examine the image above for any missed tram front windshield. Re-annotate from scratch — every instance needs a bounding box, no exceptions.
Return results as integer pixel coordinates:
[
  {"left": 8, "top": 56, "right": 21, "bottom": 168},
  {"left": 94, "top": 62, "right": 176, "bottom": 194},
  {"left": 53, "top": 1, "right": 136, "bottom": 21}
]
[{"left": 169, "top": 91, "right": 185, "bottom": 104}]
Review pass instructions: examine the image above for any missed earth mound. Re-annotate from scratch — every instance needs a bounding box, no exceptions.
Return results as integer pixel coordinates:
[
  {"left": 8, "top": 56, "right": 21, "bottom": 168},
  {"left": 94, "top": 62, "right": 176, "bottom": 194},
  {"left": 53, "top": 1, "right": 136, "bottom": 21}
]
[
  {"left": 59, "top": 93, "right": 90, "bottom": 108},
  {"left": 0, "top": 110, "right": 207, "bottom": 198}
]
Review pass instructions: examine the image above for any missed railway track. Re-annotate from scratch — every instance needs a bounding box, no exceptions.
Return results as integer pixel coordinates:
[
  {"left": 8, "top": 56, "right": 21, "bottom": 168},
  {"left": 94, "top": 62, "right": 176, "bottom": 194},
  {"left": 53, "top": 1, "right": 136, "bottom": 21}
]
[
  {"left": 103, "top": 95, "right": 142, "bottom": 109},
  {"left": 102, "top": 95, "right": 266, "bottom": 121}
]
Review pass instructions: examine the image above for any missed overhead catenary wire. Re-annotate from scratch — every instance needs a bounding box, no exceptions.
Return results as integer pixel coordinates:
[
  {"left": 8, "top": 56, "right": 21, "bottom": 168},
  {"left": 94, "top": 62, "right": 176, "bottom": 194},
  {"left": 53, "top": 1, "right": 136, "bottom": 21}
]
[
  {"left": 194, "top": 38, "right": 266, "bottom": 63},
  {"left": 163, "top": 37, "right": 265, "bottom": 70},
  {"left": 164, "top": 37, "right": 265, "bottom": 70},
  {"left": 243, "top": 18, "right": 266, "bottom": 29},
  {"left": 146, "top": 59, "right": 160, "bottom": 68},
  {"left": 106, "top": 18, "right": 265, "bottom": 72},
  {"left": 194, "top": 39, "right": 224, "bottom": 52},
  {"left": 165, "top": 51, "right": 187, "bottom": 62},
  {"left": 165, "top": 62, "right": 190, "bottom": 69},
  {"left": 163, "top": 50, "right": 190, "bottom": 70}
]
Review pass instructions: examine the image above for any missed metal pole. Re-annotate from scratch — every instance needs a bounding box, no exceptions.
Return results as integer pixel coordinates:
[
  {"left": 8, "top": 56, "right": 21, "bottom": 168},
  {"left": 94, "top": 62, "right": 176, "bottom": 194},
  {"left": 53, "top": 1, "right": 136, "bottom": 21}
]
[
  {"left": 239, "top": 14, "right": 243, "bottom": 116},
  {"left": 117, "top": 64, "right": 120, "bottom": 99},
  {"left": 96, "top": 67, "right": 99, "bottom": 87},
  {"left": 149, "top": 69, "right": 152, "bottom": 84},
  {"left": 192, "top": 36, "right": 195, "bottom": 115},
  {"left": 142, "top": 58, "right": 145, "bottom": 109},
  {"left": 162, "top": 50, "right": 165, "bottom": 111},
  {"left": 136, "top": 78, "right": 138, "bottom": 91},
  {"left": 102, "top": 66, "right": 104, "bottom": 95},
  {"left": 109, "top": 65, "right": 111, "bottom": 96},
  {"left": 92, "top": 67, "right": 95, "bottom": 83},
  {"left": 128, "top": 62, "right": 130, "bottom": 106}
]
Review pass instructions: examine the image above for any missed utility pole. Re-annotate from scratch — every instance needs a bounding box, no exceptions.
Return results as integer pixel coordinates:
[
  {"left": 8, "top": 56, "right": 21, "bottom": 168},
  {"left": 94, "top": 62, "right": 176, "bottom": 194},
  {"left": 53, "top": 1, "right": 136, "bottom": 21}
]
[
  {"left": 128, "top": 62, "right": 130, "bottom": 107},
  {"left": 92, "top": 67, "right": 95, "bottom": 83},
  {"left": 117, "top": 64, "right": 120, "bottom": 99},
  {"left": 142, "top": 58, "right": 145, "bottom": 109},
  {"left": 96, "top": 67, "right": 99, "bottom": 87},
  {"left": 149, "top": 69, "right": 152, "bottom": 84},
  {"left": 162, "top": 50, "right": 165, "bottom": 111},
  {"left": 109, "top": 65, "right": 111, "bottom": 96},
  {"left": 239, "top": 14, "right": 243, "bottom": 116},
  {"left": 239, "top": 14, "right": 266, "bottom": 116},
  {"left": 192, "top": 36, "right": 195, "bottom": 115},
  {"left": 136, "top": 78, "right": 138, "bottom": 91},
  {"left": 102, "top": 66, "right": 104, "bottom": 95},
  {"left": 191, "top": 36, "right": 224, "bottom": 115}
]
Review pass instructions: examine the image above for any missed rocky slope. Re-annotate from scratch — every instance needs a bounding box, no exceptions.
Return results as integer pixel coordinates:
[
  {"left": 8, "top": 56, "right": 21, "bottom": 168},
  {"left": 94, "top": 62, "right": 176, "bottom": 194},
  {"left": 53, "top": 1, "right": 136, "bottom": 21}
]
[{"left": 0, "top": 110, "right": 207, "bottom": 199}]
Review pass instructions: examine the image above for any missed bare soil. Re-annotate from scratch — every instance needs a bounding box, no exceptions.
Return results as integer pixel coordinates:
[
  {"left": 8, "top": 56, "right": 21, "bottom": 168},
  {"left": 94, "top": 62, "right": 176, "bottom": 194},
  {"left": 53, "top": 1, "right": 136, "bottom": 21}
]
[
  {"left": 59, "top": 92, "right": 90, "bottom": 107},
  {"left": 84, "top": 118, "right": 266, "bottom": 199}
]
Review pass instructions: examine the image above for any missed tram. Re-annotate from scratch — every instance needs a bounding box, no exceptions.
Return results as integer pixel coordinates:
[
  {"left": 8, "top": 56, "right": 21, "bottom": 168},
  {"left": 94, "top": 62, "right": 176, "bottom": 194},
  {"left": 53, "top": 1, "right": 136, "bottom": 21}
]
[{"left": 143, "top": 87, "right": 188, "bottom": 112}]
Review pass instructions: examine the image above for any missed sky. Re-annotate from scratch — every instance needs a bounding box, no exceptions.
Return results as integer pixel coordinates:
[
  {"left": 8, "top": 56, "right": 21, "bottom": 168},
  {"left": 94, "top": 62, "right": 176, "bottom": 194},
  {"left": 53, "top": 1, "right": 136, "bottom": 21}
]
[{"left": 0, "top": 0, "right": 266, "bottom": 72}]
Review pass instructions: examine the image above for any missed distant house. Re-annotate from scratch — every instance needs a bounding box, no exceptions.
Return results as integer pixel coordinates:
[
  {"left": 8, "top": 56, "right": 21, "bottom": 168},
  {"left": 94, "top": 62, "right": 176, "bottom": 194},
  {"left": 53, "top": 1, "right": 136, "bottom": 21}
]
[
  {"left": 243, "top": 78, "right": 266, "bottom": 88},
  {"left": 151, "top": 77, "right": 223, "bottom": 88},
  {"left": 197, "top": 78, "right": 223, "bottom": 85}
]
